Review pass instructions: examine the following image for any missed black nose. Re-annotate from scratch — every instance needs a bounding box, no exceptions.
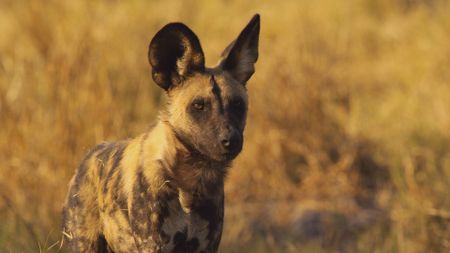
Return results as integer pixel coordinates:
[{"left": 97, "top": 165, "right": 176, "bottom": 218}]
[
  {"left": 220, "top": 134, "right": 240, "bottom": 151},
  {"left": 221, "top": 139, "right": 231, "bottom": 148},
  {"left": 220, "top": 125, "right": 241, "bottom": 152}
]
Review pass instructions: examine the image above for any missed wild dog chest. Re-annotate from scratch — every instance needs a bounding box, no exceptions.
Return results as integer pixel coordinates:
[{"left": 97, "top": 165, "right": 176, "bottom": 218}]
[{"left": 159, "top": 194, "right": 224, "bottom": 253}]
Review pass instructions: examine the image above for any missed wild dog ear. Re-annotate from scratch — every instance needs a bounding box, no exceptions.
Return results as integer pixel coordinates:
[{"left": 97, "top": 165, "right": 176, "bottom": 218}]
[
  {"left": 148, "top": 23, "right": 205, "bottom": 90},
  {"left": 219, "top": 14, "right": 260, "bottom": 85}
]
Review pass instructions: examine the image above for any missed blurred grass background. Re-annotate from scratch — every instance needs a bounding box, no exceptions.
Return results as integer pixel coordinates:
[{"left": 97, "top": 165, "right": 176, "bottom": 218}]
[{"left": 1, "top": 0, "right": 450, "bottom": 252}]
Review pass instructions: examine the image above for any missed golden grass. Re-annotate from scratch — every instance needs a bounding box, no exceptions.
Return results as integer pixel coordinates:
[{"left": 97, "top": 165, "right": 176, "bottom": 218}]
[{"left": 0, "top": 0, "right": 449, "bottom": 252}]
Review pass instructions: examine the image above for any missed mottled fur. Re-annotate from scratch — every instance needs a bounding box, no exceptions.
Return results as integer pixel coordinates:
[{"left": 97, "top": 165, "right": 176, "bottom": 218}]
[{"left": 62, "top": 14, "right": 260, "bottom": 253}]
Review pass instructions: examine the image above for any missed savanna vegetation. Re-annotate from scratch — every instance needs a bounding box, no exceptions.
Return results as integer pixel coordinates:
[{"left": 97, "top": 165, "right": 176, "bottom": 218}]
[{"left": 0, "top": 0, "right": 449, "bottom": 252}]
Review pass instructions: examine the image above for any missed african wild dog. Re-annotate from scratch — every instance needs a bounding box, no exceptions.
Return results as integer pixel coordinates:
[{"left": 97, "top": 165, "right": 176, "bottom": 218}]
[{"left": 62, "top": 14, "right": 260, "bottom": 253}]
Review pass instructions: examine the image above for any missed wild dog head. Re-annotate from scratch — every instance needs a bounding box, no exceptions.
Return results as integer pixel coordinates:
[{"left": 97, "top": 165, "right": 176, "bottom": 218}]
[{"left": 148, "top": 15, "right": 260, "bottom": 162}]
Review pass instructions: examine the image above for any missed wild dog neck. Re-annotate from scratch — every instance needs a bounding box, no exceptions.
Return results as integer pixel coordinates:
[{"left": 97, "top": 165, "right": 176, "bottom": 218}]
[
  {"left": 171, "top": 151, "right": 228, "bottom": 213},
  {"left": 166, "top": 120, "right": 229, "bottom": 190},
  {"left": 153, "top": 120, "right": 229, "bottom": 212}
]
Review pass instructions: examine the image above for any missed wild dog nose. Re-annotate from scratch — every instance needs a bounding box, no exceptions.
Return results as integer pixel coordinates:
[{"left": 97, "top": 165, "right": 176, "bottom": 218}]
[
  {"left": 221, "top": 139, "right": 231, "bottom": 148},
  {"left": 220, "top": 125, "right": 241, "bottom": 152},
  {"left": 220, "top": 133, "right": 239, "bottom": 151},
  {"left": 220, "top": 125, "right": 233, "bottom": 149}
]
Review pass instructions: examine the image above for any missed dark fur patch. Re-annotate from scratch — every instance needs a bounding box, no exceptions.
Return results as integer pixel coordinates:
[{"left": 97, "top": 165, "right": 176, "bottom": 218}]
[
  {"left": 228, "top": 96, "right": 246, "bottom": 125},
  {"left": 173, "top": 228, "right": 187, "bottom": 245},
  {"left": 151, "top": 192, "right": 172, "bottom": 246},
  {"left": 103, "top": 143, "right": 127, "bottom": 194},
  {"left": 192, "top": 196, "right": 224, "bottom": 251},
  {"left": 131, "top": 169, "right": 151, "bottom": 236},
  {"left": 111, "top": 142, "right": 127, "bottom": 173},
  {"left": 185, "top": 238, "right": 200, "bottom": 252},
  {"left": 172, "top": 227, "right": 199, "bottom": 253},
  {"left": 193, "top": 199, "right": 218, "bottom": 240},
  {"left": 97, "top": 234, "right": 115, "bottom": 253},
  {"left": 110, "top": 170, "right": 128, "bottom": 218},
  {"left": 210, "top": 75, "right": 224, "bottom": 114}
]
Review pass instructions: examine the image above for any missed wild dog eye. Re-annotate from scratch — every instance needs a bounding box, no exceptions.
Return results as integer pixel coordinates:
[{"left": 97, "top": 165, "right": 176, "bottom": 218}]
[{"left": 192, "top": 99, "right": 205, "bottom": 110}]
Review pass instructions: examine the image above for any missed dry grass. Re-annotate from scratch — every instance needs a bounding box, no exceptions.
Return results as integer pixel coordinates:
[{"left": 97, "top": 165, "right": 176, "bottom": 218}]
[{"left": 1, "top": 0, "right": 449, "bottom": 252}]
